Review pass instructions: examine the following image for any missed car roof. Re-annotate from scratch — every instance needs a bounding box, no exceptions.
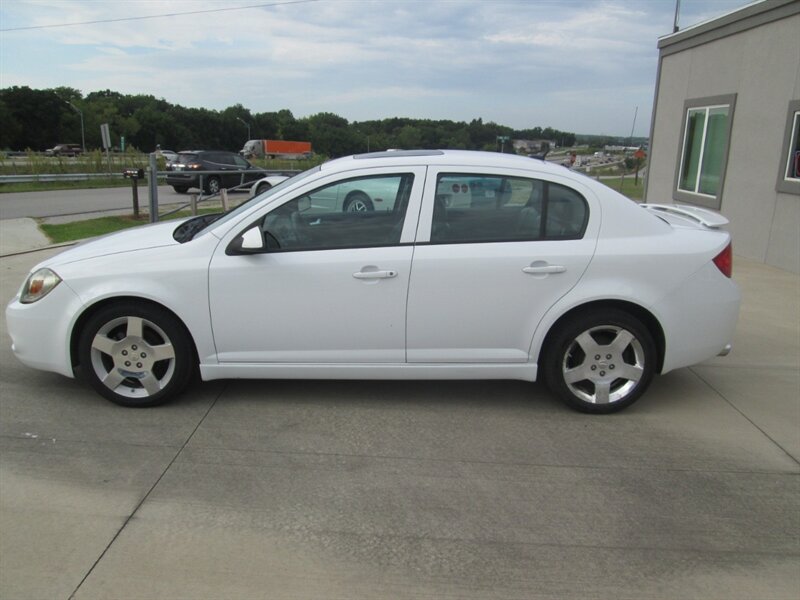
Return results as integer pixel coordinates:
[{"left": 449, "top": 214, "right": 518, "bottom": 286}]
[
  {"left": 178, "top": 150, "right": 237, "bottom": 155},
  {"left": 320, "top": 149, "right": 567, "bottom": 176}
]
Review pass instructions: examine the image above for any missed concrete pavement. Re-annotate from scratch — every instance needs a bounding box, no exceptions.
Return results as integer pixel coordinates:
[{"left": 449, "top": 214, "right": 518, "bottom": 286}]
[
  {"left": 0, "top": 218, "right": 52, "bottom": 256},
  {"left": 1, "top": 243, "right": 798, "bottom": 598}
]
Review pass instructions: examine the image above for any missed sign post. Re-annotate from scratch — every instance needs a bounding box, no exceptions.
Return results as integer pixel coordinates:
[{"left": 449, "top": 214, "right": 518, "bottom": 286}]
[
  {"left": 634, "top": 148, "right": 646, "bottom": 186},
  {"left": 100, "top": 123, "right": 112, "bottom": 173}
]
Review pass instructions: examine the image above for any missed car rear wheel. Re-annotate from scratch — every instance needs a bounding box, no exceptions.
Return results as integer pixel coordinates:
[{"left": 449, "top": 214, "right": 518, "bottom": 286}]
[
  {"left": 205, "top": 176, "right": 221, "bottom": 195},
  {"left": 343, "top": 192, "right": 373, "bottom": 212},
  {"left": 543, "top": 309, "right": 656, "bottom": 413},
  {"left": 78, "top": 303, "right": 195, "bottom": 407},
  {"left": 172, "top": 185, "right": 188, "bottom": 193}
]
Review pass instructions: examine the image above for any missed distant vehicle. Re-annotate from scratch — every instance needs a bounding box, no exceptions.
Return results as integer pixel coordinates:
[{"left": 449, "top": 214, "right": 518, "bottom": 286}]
[
  {"left": 250, "top": 174, "right": 396, "bottom": 211},
  {"left": 249, "top": 174, "right": 291, "bottom": 197},
  {"left": 165, "top": 150, "right": 265, "bottom": 194},
  {"left": 159, "top": 149, "right": 178, "bottom": 164},
  {"left": 299, "top": 175, "right": 407, "bottom": 212},
  {"left": 45, "top": 144, "right": 82, "bottom": 157},
  {"left": 241, "top": 139, "right": 312, "bottom": 160},
  {"left": 6, "top": 150, "right": 740, "bottom": 413}
]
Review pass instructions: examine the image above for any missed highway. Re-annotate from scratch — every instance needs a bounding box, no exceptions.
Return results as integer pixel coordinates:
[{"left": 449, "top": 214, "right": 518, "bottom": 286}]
[{"left": 0, "top": 186, "right": 224, "bottom": 220}]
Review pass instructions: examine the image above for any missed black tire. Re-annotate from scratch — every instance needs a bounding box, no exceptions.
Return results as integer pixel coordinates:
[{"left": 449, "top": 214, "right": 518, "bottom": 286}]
[
  {"left": 255, "top": 182, "right": 272, "bottom": 195},
  {"left": 172, "top": 185, "right": 188, "bottom": 194},
  {"left": 77, "top": 302, "right": 195, "bottom": 408},
  {"left": 543, "top": 309, "right": 656, "bottom": 414},
  {"left": 205, "top": 176, "right": 221, "bottom": 195},
  {"left": 343, "top": 192, "right": 374, "bottom": 212}
]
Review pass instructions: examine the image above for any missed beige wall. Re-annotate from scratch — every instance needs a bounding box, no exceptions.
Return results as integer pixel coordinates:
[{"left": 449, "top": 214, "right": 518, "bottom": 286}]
[{"left": 646, "top": 13, "right": 800, "bottom": 273}]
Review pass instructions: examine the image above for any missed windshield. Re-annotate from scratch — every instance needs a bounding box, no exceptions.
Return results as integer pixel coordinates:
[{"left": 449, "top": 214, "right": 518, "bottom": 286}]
[
  {"left": 191, "top": 165, "right": 322, "bottom": 239},
  {"left": 177, "top": 153, "right": 199, "bottom": 165}
]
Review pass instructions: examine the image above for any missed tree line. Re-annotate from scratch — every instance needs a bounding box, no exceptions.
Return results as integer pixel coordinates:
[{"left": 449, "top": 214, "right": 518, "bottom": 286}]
[{"left": 0, "top": 86, "right": 577, "bottom": 157}]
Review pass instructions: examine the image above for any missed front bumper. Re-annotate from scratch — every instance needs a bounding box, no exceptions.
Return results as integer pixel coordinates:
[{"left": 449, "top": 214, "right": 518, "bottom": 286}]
[{"left": 6, "top": 281, "right": 83, "bottom": 379}]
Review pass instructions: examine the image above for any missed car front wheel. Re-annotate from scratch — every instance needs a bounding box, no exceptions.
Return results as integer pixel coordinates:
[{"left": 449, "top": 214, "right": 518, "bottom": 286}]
[
  {"left": 78, "top": 303, "right": 195, "bottom": 407},
  {"left": 172, "top": 185, "right": 188, "bottom": 193},
  {"left": 543, "top": 309, "right": 656, "bottom": 413}
]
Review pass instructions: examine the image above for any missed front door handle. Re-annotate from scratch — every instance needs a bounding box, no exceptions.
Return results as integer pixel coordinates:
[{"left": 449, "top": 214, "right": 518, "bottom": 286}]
[
  {"left": 522, "top": 265, "right": 566, "bottom": 275},
  {"left": 353, "top": 270, "right": 398, "bottom": 280}
]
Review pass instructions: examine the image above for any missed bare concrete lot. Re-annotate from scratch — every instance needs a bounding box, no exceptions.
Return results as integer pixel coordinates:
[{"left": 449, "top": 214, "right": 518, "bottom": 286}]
[{"left": 1, "top": 249, "right": 798, "bottom": 599}]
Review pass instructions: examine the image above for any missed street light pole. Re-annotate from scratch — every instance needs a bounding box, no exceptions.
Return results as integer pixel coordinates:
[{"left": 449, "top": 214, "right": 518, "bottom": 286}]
[
  {"left": 496, "top": 135, "right": 510, "bottom": 154},
  {"left": 236, "top": 117, "right": 251, "bottom": 141},
  {"left": 65, "top": 101, "right": 86, "bottom": 152}
]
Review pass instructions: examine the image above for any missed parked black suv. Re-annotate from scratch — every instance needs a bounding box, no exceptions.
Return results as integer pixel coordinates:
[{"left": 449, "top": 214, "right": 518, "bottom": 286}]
[{"left": 166, "top": 150, "right": 264, "bottom": 194}]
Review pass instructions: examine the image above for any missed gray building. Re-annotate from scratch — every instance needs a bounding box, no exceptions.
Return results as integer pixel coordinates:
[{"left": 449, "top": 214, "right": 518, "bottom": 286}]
[{"left": 645, "top": 0, "right": 800, "bottom": 273}]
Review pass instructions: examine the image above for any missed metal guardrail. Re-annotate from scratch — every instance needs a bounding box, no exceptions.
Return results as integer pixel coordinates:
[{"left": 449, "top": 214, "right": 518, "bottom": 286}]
[
  {"left": 0, "top": 172, "right": 142, "bottom": 184},
  {"left": 157, "top": 169, "right": 298, "bottom": 219},
  {"left": 0, "top": 168, "right": 296, "bottom": 185}
]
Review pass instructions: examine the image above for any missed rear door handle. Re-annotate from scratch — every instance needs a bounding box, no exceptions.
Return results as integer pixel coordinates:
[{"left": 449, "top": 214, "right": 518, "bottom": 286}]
[
  {"left": 353, "top": 270, "right": 398, "bottom": 279},
  {"left": 523, "top": 265, "right": 566, "bottom": 274}
]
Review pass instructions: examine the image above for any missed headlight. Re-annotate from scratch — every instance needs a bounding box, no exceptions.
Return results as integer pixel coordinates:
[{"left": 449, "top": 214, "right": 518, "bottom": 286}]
[{"left": 20, "top": 268, "right": 61, "bottom": 304}]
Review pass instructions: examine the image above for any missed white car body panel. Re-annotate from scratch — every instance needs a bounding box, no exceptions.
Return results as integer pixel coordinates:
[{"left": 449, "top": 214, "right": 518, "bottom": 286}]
[
  {"left": 209, "top": 246, "right": 414, "bottom": 363},
  {"left": 8, "top": 229, "right": 222, "bottom": 376},
  {"left": 5, "top": 150, "right": 740, "bottom": 408},
  {"left": 199, "top": 362, "right": 537, "bottom": 381},
  {"left": 209, "top": 166, "right": 427, "bottom": 363},
  {"left": 407, "top": 166, "right": 599, "bottom": 363},
  {"left": 5, "top": 280, "right": 83, "bottom": 377}
]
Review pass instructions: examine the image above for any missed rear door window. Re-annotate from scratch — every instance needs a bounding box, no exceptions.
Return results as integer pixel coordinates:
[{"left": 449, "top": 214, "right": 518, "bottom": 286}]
[{"left": 430, "top": 173, "right": 587, "bottom": 243}]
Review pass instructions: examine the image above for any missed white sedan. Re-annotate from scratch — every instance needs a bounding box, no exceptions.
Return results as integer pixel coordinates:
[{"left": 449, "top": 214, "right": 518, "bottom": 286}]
[
  {"left": 249, "top": 174, "right": 290, "bottom": 197},
  {"left": 6, "top": 150, "right": 740, "bottom": 413}
]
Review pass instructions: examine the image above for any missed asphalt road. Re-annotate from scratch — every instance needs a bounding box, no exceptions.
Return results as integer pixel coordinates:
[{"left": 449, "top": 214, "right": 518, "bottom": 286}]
[
  {"left": 0, "top": 186, "right": 197, "bottom": 220},
  {"left": 1, "top": 249, "right": 798, "bottom": 599}
]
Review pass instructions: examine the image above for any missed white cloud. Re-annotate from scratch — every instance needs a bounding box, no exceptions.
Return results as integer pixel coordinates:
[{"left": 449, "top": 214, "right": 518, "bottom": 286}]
[{"left": 0, "top": 0, "right": 754, "bottom": 134}]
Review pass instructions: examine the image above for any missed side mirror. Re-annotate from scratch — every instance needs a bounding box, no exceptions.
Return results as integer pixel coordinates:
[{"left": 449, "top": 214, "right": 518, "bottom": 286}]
[
  {"left": 241, "top": 226, "right": 265, "bottom": 250},
  {"left": 227, "top": 226, "right": 265, "bottom": 255}
]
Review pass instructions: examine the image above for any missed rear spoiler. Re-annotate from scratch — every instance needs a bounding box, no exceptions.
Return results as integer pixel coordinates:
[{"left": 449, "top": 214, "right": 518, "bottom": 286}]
[{"left": 640, "top": 203, "right": 729, "bottom": 229}]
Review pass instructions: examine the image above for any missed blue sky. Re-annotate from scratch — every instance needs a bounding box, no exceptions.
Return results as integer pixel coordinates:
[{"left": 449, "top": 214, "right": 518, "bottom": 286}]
[{"left": 0, "top": 0, "right": 754, "bottom": 136}]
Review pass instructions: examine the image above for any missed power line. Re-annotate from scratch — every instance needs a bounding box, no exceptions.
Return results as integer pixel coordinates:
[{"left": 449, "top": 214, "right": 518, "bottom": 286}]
[{"left": 0, "top": 0, "right": 320, "bottom": 33}]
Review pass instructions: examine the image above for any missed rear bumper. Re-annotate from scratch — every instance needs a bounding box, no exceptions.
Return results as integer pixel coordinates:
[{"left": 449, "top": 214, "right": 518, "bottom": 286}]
[
  {"left": 166, "top": 173, "right": 200, "bottom": 188},
  {"left": 654, "top": 262, "right": 741, "bottom": 373}
]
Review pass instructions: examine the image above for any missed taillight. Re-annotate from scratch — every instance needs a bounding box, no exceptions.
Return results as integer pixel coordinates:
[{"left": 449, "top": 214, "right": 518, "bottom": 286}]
[{"left": 713, "top": 243, "right": 733, "bottom": 278}]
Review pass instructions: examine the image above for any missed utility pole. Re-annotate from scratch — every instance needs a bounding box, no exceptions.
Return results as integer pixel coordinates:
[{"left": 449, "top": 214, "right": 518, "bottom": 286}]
[
  {"left": 236, "top": 117, "right": 251, "bottom": 141},
  {"left": 65, "top": 100, "right": 86, "bottom": 152},
  {"left": 628, "top": 106, "right": 638, "bottom": 148},
  {"left": 673, "top": 0, "right": 681, "bottom": 32}
]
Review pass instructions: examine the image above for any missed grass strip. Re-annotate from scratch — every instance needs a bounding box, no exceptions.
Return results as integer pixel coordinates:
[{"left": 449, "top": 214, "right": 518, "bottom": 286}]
[
  {"left": 39, "top": 208, "right": 220, "bottom": 244},
  {"left": 598, "top": 176, "right": 645, "bottom": 201}
]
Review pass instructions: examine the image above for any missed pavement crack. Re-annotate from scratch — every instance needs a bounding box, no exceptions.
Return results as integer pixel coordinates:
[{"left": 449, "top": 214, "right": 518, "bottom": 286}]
[
  {"left": 67, "top": 383, "right": 226, "bottom": 600},
  {"left": 689, "top": 367, "right": 800, "bottom": 468}
]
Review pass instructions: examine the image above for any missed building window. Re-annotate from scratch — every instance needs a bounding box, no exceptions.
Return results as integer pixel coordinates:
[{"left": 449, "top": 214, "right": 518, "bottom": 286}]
[
  {"left": 776, "top": 100, "right": 800, "bottom": 195},
  {"left": 673, "top": 94, "right": 736, "bottom": 209}
]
